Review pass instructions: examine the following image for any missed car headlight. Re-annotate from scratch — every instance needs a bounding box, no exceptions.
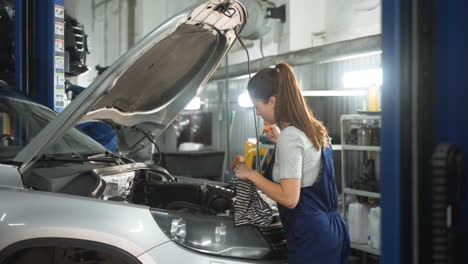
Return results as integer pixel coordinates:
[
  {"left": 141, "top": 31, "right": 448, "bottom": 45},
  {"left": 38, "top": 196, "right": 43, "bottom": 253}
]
[
  {"left": 100, "top": 171, "right": 135, "bottom": 199},
  {"left": 151, "top": 209, "right": 271, "bottom": 260}
]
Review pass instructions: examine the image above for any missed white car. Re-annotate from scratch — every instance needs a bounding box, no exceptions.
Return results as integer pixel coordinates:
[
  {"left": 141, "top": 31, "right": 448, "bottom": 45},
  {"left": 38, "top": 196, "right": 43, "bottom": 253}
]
[{"left": 0, "top": 1, "right": 287, "bottom": 263}]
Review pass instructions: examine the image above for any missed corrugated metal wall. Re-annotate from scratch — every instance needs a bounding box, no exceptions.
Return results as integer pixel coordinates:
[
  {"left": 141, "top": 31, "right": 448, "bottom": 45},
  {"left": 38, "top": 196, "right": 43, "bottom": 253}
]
[
  {"left": 156, "top": 53, "right": 381, "bottom": 181},
  {"left": 297, "top": 54, "right": 382, "bottom": 142}
]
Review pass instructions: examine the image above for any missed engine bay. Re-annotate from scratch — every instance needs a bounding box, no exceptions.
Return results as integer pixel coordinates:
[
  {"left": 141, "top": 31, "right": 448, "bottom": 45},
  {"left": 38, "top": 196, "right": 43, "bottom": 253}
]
[
  {"left": 23, "top": 160, "right": 236, "bottom": 216},
  {"left": 21, "top": 159, "right": 287, "bottom": 259},
  {"left": 98, "top": 163, "right": 237, "bottom": 216}
]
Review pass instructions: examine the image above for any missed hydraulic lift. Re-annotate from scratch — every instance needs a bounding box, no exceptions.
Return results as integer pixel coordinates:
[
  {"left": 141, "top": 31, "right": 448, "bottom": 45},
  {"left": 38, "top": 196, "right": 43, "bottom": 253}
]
[
  {"left": 10, "top": 0, "right": 87, "bottom": 111},
  {"left": 382, "top": 0, "right": 467, "bottom": 263},
  {"left": 14, "top": 0, "right": 65, "bottom": 111}
]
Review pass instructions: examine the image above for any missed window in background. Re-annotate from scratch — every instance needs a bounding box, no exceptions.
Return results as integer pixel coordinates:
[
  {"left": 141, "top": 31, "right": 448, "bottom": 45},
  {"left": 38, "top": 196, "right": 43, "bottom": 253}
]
[{"left": 173, "top": 112, "right": 212, "bottom": 151}]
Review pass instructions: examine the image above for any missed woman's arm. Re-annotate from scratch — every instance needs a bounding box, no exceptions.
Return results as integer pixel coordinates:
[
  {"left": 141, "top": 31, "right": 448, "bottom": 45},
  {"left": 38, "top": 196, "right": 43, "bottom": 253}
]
[
  {"left": 235, "top": 130, "right": 304, "bottom": 209},
  {"left": 235, "top": 165, "right": 301, "bottom": 209}
]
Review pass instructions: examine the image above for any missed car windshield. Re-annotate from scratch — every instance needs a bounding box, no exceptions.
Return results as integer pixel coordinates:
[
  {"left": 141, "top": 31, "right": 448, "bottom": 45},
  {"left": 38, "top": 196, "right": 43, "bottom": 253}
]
[{"left": 0, "top": 95, "right": 108, "bottom": 161}]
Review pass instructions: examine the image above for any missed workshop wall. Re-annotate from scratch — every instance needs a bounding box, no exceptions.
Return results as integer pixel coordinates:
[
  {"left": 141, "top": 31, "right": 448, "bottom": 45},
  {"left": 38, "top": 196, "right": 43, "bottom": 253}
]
[
  {"left": 228, "top": 0, "right": 381, "bottom": 64},
  {"left": 155, "top": 53, "right": 381, "bottom": 175},
  {"left": 149, "top": 54, "right": 380, "bottom": 188},
  {"left": 65, "top": 0, "right": 381, "bottom": 85}
]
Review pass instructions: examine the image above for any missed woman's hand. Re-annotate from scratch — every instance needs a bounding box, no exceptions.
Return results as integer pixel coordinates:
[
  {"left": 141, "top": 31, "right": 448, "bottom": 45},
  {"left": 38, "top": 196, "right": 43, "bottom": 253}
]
[
  {"left": 234, "top": 163, "right": 256, "bottom": 181},
  {"left": 235, "top": 163, "right": 301, "bottom": 209},
  {"left": 265, "top": 124, "right": 281, "bottom": 143}
]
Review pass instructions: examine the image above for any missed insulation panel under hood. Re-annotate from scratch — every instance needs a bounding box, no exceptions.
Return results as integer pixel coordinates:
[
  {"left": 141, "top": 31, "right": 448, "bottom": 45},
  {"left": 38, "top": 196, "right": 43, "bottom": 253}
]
[{"left": 14, "top": 0, "right": 246, "bottom": 172}]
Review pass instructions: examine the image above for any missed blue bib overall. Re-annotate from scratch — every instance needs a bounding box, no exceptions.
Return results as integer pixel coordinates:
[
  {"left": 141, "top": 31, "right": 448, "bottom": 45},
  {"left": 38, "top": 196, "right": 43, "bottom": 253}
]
[{"left": 277, "top": 146, "right": 350, "bottom": 264}]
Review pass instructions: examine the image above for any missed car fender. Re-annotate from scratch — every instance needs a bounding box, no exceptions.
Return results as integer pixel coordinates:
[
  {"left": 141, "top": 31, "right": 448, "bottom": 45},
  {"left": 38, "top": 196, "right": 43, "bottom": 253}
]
[
  {"left": 0, "top": 165, "right": 23, "bottom": 189},
  {"left": 0, "top": 238, "right": 143, "bottom": 264},
  {"left": 0, "top": 187, "right": 169, "bottom": 258}
]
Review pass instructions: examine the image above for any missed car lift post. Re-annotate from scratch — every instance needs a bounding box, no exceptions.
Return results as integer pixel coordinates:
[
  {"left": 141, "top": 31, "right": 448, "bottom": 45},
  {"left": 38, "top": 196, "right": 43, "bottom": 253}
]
[{"left": 15, "top": 0, "right": 65, "bottom": 112}]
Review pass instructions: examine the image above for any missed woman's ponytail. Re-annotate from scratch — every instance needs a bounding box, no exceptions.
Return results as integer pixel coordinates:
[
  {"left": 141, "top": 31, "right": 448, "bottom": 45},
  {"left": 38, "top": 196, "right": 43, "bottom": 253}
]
[
  {"left": 248, "top": 62, "right": 329, "bottom": 149},
  {"left": 275, "top": 63, "right": 329, "bottom": 150},
  {"left": 275, "top": 63, "right": 304, "bottom": 125}
]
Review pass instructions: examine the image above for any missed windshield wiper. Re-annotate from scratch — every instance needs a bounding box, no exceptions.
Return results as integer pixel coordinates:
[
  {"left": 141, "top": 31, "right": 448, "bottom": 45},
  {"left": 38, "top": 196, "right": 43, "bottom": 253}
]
[
  {"left": 39, "top": 152, "right": 120, "bottom": 163},
  {"left": 86, "top": 151, "right": 128, "bottom": 165}
]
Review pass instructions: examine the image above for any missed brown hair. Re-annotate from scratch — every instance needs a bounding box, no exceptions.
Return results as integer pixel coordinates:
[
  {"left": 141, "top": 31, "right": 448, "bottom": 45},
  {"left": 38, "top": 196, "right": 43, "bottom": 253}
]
[{"left": 247, "top": 63, "right": 329, "bottom": 149}]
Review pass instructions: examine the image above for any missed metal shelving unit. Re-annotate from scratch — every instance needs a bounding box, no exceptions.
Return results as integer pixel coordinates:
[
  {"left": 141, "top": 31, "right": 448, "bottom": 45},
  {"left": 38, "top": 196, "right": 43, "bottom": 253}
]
[
  {"left": 341, "top": 145, "right": 381, "bottom": 152},
  {"left": 332, "top": 144, "right": 343, "bottom": 151},
  {"left": 340, "top": 114, "right": 381, "bottom": 257},
  {"left": 344, "top": 188, "right": 381, "bottom": 199}
]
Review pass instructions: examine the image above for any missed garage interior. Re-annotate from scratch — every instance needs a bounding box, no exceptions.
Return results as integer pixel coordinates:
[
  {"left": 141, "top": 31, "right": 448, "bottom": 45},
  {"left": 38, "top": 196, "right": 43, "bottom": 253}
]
[{"left": 0, "top": 0, "right": 467, "bottom": 264}]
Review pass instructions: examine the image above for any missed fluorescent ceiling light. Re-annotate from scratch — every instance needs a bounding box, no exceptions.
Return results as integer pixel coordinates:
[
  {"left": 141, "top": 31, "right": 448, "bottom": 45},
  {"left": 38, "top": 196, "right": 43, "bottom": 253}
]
[
  {"left": 238, "top": 92, "right": 253, "bottom": 108},
  {"left": 184, "top": 96, "right": 201, "bottom": 110},
  {"left": 342, "top": 68, "right": 383, "bottom": 88},
  {"left": 302, "top": 90, "right": 368, "bottom": 97}
]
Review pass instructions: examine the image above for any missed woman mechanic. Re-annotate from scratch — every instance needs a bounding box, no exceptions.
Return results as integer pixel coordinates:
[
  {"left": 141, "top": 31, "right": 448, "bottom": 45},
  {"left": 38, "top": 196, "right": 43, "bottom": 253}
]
[{"left": 234, "top": 63, "right": 350, "bottom": 264}]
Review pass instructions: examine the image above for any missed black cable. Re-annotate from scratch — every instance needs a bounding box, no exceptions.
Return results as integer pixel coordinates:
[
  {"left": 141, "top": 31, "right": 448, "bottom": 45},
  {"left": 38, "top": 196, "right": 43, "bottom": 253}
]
[
  {"left": 252, "top": 110, "right": 261, "bottom": 171},
  {"left": 234, "top": 28, "right": 251, "bottom": 79},
  {"left": 136, "top": 128, "right": 162, "bottom": 165},
  {"left": 260, "top": 38, "right": 265, "bottom": 58},
  {"left": 214, "top": 1, "right": 237, "bottom": 18},
  {"left": 222, "top": 7, "right": 237, "bottom": 18},
  {"left": 234, "top": 27, "right": 260, "bottom": 171}
]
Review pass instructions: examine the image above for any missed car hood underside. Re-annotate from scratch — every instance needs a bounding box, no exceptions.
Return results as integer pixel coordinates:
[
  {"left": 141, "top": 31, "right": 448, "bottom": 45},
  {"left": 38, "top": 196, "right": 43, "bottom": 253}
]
[{"left": 13, "top": 0, "right": 246, "bottom": 173}]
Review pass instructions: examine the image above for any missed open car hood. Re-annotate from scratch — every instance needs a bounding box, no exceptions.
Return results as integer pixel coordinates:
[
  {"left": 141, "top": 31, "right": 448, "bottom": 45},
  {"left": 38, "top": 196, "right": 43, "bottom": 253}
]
[{"left": 14, "top": 0, "right": 246, "bottom": 172}]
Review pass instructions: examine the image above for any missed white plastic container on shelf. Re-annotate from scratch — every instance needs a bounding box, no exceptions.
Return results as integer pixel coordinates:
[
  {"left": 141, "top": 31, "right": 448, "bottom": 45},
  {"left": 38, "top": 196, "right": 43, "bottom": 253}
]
[
  {"left": 368, "top": 206, "right": 381, "bottom": 249},
  {"left": 348, "top": 202, "right": 371, "bottom": 244}
]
